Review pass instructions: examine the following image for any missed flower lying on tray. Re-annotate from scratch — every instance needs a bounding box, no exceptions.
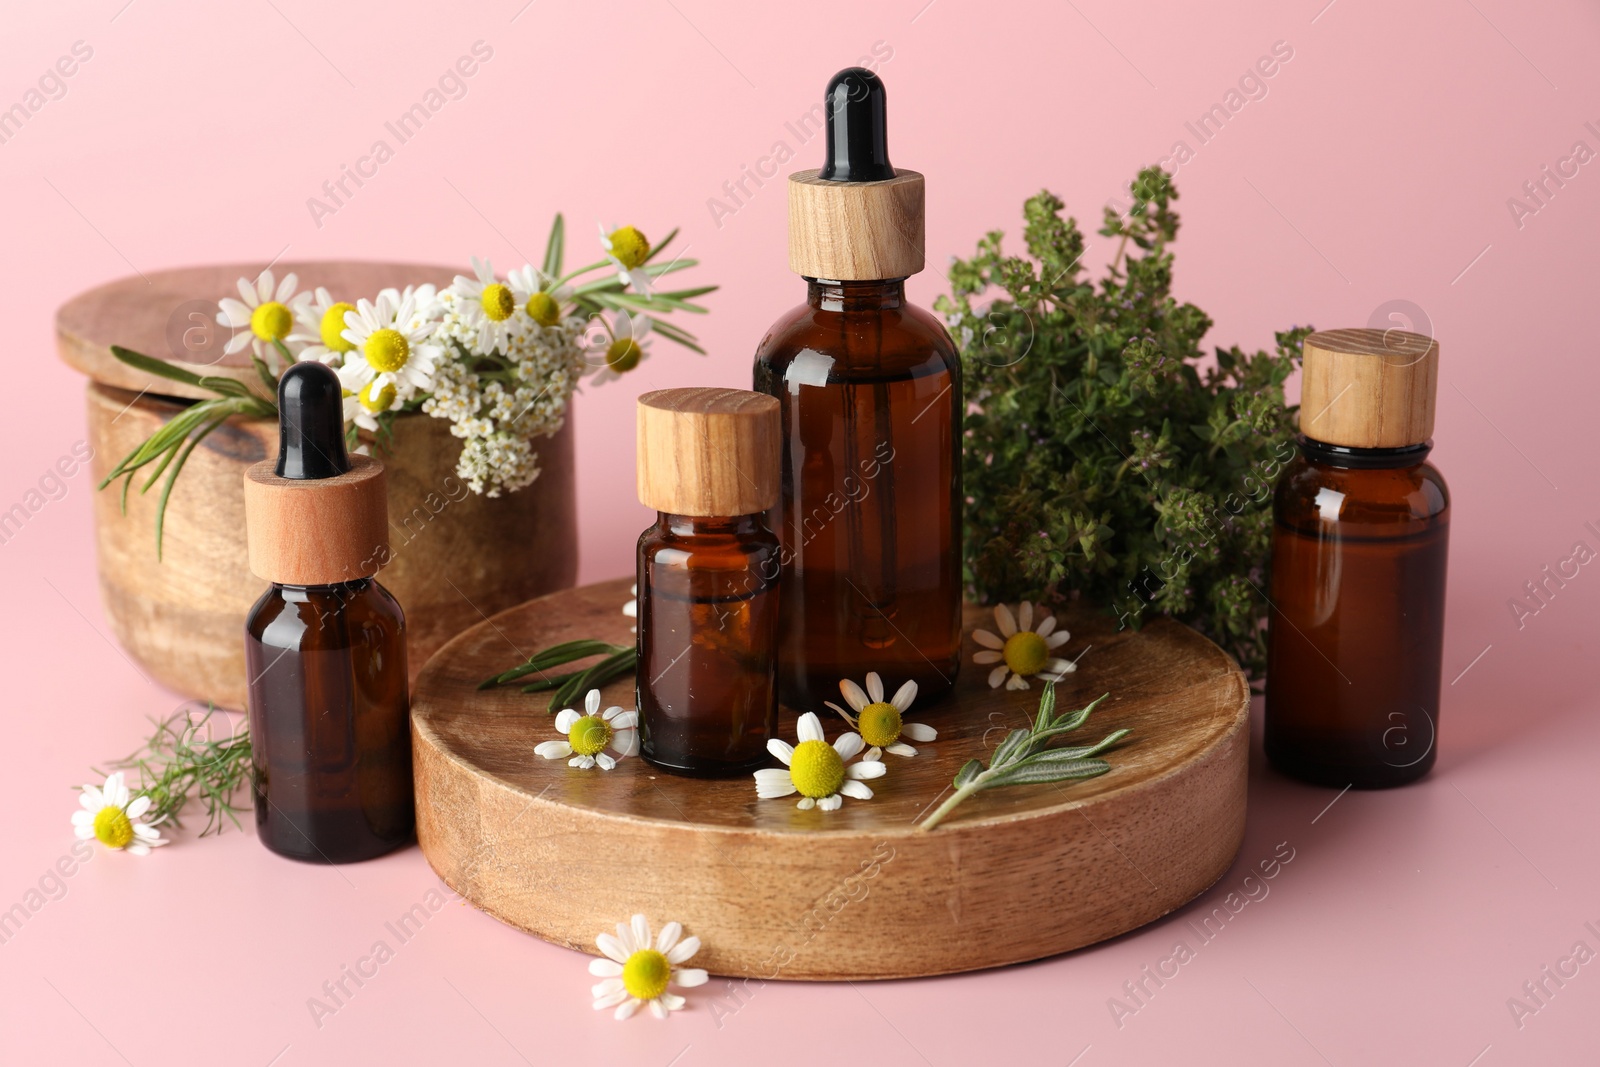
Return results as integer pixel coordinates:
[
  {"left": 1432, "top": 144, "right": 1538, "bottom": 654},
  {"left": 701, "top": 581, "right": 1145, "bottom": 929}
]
[
  {"left": 535, "top": 689, "right": 639, "bottom": 770},
  {"left": 754, "top": 712, "right": 886, "bottom": 811},
  {"left": 824, "top": 671, "right": 937, "bottom": 760},
  {"left": 972, "top": 600, "right": 1076, "bottom": 690}
]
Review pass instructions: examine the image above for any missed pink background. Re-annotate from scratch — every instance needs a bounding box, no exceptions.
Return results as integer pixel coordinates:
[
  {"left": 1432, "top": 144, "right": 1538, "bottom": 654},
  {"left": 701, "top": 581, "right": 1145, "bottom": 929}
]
[{"left": 3, "top": 0, "right": 1598, "bottom": 1063}]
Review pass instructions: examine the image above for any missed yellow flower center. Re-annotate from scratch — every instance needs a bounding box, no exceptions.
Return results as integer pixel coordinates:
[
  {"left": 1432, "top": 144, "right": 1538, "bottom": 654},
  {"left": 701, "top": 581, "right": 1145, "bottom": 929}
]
[
  {"left": 93, "top": 806, "right": 134, "bottom": 849},
  {"left": 250, "top": 301, "right": 293, "bottom": 342},
  {"left": 480, "top": 282, "right": 515, "bottom": 322},
  {"left": 320, "top": 302, "right": 357, "bottom": 352},
  {"left": 525, "top": 291, "right": 560, "bottom": 327},
  {"left": 621, "top": 948, "right": 671, "bottom": 1001},
  {"left": 1003, "top": 631, "right": 1049, "bottom": 676},
  {"left": 607, "top": 226, "right": 650, "bottom": 269},
  {"left": 570, "top": 714, "right": 613, "bottom": 756},
  {"left": 858, "top": 701, "right": 903, "bottom": 748},
  {"left": 606, "top": 338, "right": 642, "bottom": 373},
  {"left": 359, "top": 380, "right": 396, "bottom": 414},
  {"left": 364, "top": 328, "right": 410, "bottom": 372},
  {"left": 789, "top": 739, "right": 844, "bottom": 799}
]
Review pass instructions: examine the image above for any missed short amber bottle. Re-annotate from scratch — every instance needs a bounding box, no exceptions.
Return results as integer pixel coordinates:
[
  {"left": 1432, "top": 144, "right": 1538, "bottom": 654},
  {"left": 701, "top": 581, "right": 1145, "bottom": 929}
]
[
  {"left": 635, "top": 388, "right": 782, "bottom": 777},
  {"left": 754, "top": 67, "right": 962, "bottom": 709},
  {"left": 242, "top": 363, "right": 414, "bottom": 861},
  {"left": 1265, "top": 329, "right": 1450, "bottom": 788}
]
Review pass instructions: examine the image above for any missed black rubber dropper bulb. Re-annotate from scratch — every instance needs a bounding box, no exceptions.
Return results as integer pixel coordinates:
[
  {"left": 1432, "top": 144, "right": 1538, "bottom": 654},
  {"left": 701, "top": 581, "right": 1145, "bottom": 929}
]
[
  {"left": 819, "top": 67, "right": 895, "bottom": 183},
  {"left": 274, "top": 361, "right": 350, "bottom": 480}
]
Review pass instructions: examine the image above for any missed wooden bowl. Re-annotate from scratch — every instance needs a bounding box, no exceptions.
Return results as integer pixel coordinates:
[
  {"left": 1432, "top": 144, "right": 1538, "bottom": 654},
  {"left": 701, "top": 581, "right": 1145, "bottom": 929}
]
[
  {"left": 61, "top": 263, "right": 579, "bottom": 707},
  {"left": 413, "top": 579, "right": 1250, "bottom": 980}
]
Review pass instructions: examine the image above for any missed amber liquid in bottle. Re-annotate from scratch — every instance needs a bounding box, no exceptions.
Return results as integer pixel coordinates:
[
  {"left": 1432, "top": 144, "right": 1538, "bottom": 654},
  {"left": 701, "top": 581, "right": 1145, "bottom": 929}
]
[
  {"left": 1265, "top": 437, "right": 1450, "bottom": 788},
  {"left": 245, "top": 578, "right": 413, "bottom": 861},
  {"left": 754, "top": 279, "right": 962, "bottom": 709},
  {"left": 637, "top": 513, "right": 780, "bottom": 776}
]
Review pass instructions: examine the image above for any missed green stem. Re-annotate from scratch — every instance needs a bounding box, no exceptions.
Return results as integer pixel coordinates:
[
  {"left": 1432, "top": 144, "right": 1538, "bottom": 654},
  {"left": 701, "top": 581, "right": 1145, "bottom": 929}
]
[{"left": 918, "top": 774, "right": 991, "bottom": 832}]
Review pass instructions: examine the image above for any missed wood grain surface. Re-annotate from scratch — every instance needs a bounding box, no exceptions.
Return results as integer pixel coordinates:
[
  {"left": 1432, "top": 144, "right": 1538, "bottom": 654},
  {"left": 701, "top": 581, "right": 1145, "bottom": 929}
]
[
  {"left": 788, "top": 169, "right": 926, "bottom": 281},
  {"left": 1299, "top": 327, "right": 1439, "bottom": 448},
  {"left": 413, "top": 577, "right": 1250, "bottom": 980}
]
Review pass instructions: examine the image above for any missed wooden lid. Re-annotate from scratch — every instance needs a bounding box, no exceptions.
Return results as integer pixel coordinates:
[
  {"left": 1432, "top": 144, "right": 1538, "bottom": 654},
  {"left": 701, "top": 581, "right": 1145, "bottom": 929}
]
[
  {"left": 788, "top": 169, "right": 925, "bottom": 280},
  {"left": 56, "top": 261, "right": 455, "bottom": 401},
  {"left": 243, "top": 455, "right": 390, "bottom": 584},
  {"left": 636, "top": 388, "right": 780, "bottom": 516},
  {"left": 1299, "top": 328, "right": 1439, "bottom": 448}
]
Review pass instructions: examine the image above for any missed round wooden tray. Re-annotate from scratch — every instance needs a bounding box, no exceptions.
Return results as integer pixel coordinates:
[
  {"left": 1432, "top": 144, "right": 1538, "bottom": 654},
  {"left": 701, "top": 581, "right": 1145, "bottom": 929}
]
[{"left": 413, "top": 578, "right": 1249, "bottom": 980}]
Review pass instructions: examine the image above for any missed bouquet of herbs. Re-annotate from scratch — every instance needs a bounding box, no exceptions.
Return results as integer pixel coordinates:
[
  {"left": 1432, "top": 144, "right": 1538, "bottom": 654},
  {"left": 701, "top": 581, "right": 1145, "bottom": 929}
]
[
  {"left": 101, "top": 218, "right": 714, "bottom": 555},
  {"left": 937, "top": 167, "right": 1309, "bottom": 678}
]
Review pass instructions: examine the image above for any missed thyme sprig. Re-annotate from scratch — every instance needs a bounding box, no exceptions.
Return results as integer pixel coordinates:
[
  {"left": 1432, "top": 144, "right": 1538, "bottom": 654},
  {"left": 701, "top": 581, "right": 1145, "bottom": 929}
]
[
  {"left": 918, "top": 686, "right": 1129, "bottom": 831},
  {"left": 481, "top": 638, "right": 636, "bottom": 710},
  {"left": 93, "top": 706, "right": 254, "bottom": 837}
]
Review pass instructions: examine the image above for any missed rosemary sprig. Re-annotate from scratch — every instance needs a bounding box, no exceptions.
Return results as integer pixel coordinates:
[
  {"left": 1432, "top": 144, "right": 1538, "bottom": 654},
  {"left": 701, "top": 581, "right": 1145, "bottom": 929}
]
[
  {"left": 918, "top": 686, "right": 1130, "bottom": 831},
  {"left": 93, "top": 707, "right": 254, "bottom": 837},
  {"left": 481, "top": 638, "right": 636, "bottom": 710}
]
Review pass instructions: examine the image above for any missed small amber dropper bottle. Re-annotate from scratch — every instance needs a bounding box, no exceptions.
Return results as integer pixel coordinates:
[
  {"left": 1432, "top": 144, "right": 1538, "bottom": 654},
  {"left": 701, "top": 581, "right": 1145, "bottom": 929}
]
[
  {"left": 754, "top": 67, "right": 963, "bottom": 710},
  {"left": 635, "top": 388, "right": 782, "bottom": 777},
  {"left": 1265, "top": 328, "right": 1450, "bottom": 788},
  {"left": 242, "top": 362, "right": 413, "bottom": 861}
]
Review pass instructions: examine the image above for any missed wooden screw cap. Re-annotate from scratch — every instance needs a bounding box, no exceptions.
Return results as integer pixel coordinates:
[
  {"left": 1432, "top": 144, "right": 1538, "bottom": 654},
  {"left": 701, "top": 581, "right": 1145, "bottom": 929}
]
[
  {"left": 788, "top": 169, "right": 925, "bottom": 280},
  {"left": 637, "top": 388, "right": 780, "bottom": 516},
  {"left": 1299, "top": 328, "right": 1439, "bottom": 448},
  {"left": 244, "top": 455, "right": 390, "bottom": 584}
]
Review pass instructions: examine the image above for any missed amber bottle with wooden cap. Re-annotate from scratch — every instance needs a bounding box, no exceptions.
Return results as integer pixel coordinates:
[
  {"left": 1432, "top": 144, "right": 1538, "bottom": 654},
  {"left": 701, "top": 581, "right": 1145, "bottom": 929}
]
[
  {"left": 636, "top": 388, "right": 782, "bottom": 777},
  {"left": 243, "top": 362, "right": 413, "bottom": 861},
  {"left": 754, "top": 66, "right": 962, "bottom": 709},
  {"left": 1265, "top": 328, "right": 1450, "bottom": 788}
]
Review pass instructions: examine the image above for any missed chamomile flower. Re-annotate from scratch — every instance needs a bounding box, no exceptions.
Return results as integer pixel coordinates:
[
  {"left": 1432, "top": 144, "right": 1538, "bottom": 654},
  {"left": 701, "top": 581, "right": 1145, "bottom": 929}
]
[
  {"left": 599, "top": 223, "right": 654, "bottom": 294},
  {"left": 972, "top": 601, "right": 1075, "bottom": 691},
  {"left": 590, "top": 914, "right": 709, "bottom": 1020},
  {"left": 71, "top": 772, "right": 167, "bottom": 856},
  {"left": 589, "top": 311, "right": 653, "bottom": 386},
  {"left": 824, "top": 672, "right": 937, "bottom": 760},
  {"left": 216, "top": 270, "right": 313, "bottom": 363},
  {"left": 622, "top": 583, "right": 637, "bottom": 634},
  {"left": 337, "top": 286, "right": 443, "bottom": 398},
  {"left": 535, "top": 689, "right": 639, "bottom": 770},
  {"left": 754, "top": 712, "right": 885, "bottom": 811},
  {"left": 507, "top": 264, "right": 573, "bottom": 328},
  {"left": 288, "top": 286, "right": 358, "bottom": 365},
  {"left": 344, "top": 378, "right": 400, "bottom": 433},
  {"left": 450, "top": 257, "right": 519, "bottom": 354}
]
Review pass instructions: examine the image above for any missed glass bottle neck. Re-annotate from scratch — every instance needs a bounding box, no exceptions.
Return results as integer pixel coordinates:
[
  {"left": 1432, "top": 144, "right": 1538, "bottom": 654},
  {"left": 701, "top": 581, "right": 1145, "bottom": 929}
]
[
  {"left": 1299, "top": 434, "right": 1432, "bottom": 470},
  {"left": 659, "top": 513, "right": 763, "bottom": 537},
  {"left": 274, "top": 577, "right": 371, "bottom": 598},
  {"left": 806, "top": 278, "right": 905, "bottom": 312}
]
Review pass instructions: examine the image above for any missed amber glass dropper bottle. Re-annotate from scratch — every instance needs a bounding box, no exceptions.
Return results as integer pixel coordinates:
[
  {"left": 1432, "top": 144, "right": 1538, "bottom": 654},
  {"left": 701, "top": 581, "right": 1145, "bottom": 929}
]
[
  {"left": 754, "top": 67, "right": 962, "bottom": 709},
  {"left": 242, "top": 362, "right": 413, "bottom": 861},
  {"left": 1265, "top": 328, "right": 1450, "bottom": 788}
]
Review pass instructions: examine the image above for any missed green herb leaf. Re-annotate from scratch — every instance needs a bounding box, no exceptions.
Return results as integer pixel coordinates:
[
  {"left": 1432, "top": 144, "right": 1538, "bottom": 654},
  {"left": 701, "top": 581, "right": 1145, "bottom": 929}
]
[{"left": 544, "top": 213, "right": 565, "bottom": 277}]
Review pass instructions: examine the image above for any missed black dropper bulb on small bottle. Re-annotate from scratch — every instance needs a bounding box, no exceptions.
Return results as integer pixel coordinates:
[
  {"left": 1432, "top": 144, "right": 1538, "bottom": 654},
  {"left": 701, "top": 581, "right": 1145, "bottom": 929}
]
[
  {"left": 819, "top": 67, "right": 895, "bottom": 183},
  {"left": 275, "top": 361, "right": 350, "bottom": 480}
]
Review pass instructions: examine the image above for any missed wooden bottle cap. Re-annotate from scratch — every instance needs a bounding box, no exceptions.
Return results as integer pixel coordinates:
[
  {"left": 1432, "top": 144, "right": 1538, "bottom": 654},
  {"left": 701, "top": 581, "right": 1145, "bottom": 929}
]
[
  {"left": 1298, "top": 328, "right": 1439, "bottom": 448},
  {"left": 788, "top": 169, "right": 925, "bottom": 280},
  {"left": 244, "top": 455, "right": 390, "bottom": 584},
  {"left": 637, "top": 388, "right": 780, "bottom": 516}
]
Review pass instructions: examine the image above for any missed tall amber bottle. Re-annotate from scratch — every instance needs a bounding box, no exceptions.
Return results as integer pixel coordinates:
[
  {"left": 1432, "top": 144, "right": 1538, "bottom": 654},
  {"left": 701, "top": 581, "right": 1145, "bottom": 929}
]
[
  {"left": 754, "top": 67, "right": 962, "bottom": 709},
  {"left": 1265, "top": 328, "right": 1449, "bottom": 788},
  {"left": 635, "top": 388, "right": 781, "bottom": 776},
  {"left": 243, "top": 363, "right": 413, "bottom": 861}
]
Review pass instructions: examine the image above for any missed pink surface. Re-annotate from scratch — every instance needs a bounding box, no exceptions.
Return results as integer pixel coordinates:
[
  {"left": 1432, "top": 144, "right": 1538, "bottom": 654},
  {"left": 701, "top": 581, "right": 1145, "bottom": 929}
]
[{"left": 2, "top": 0, "right": 1597, "bottom": 1063}]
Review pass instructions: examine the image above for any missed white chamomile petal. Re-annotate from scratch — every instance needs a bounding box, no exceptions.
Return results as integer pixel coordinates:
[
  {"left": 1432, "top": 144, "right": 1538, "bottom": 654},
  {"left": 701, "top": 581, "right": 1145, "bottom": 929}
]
[
  {"left": 839, "top": 780, "right": 874, "bottom": 801},
  {"left": 585, "top": 690, "right": 602, "bottom": 715},
  {"left": 833, "top": 732, "right": 864, "bottom": 761},
  {"left": 972, "top": 628, "right": 1003, "bottom": 650},
  {"left": 675, "top": 968, "right": 709, "bottom": 987},
  {"left": 595, "top": 753, "right": 616, "bottom": 771},
  {"left": 607, "top": 709, "right": 639, "bottom": 729},
  {"left": 754, "top": 769, "right": 797, "bottom": 798},
  {"left": 767, "top": 739, "right": 794, "bottom": 764},
  {"left": 974, "top": 650, "right": 1003, "bottom": 664},
  {"left": 988, "top": 664, "right": 1010, "bottom": 688},
  {"left": 125, "top": 796, "right": 151, "bottom": 819},
  {"left": 995, "top": 603, "right": 1018, "bottom": 637},
  {"left": 649, "top": 1000, "right": 668, "bottom": 1019},
  {"left": 796, "top": 712, "right": 825, "bottom": 744},
  {"left": 885, "top": 742, "right": 918, "bottom": 757},
  {"left": 656, "top": 921, "right": 682, "bottom": 954},
  {"left": 594, "top": 988, "right": 630, "bottom": 1010},
  {"left": 660, "top": 993, "right": 686, "bottom": 1012},
  {"left": 613, "top": 728, "right": 640, "bottom": 757},
  {"left": 535, "top": 740, "right": 573, "bottom": 760},
  {"left": 839, "top": 679, "right": 870, "bottom": 713},
  {"left": 847, "top": 760, "right": 887, "bottom": 780},
  {"left": 1036, "top": 615, "right": 1058, "bottom": 638},
  {"left": 590, "top": 956, "right": 624, "bottom": 976},
  {"left": 570, "top": 755, "right": 596, "bottom": 769},
  {"left": 615, "top": 999, "right": 642, "bottom": 1020},
  {"left": 797, "top": 797, "right": 816, "bottom": 810},
  {"left": 818, "top": 795, "right": 843, "bottom": 812},
  {"left": 902, "top": 722, "right": 938, "bottom": 742},
  {"left": 890, "top": 680, "right": 918, "bottom": 711},
  {"left": 666, "top": 935, "right": 700, "bottom": 964},
  {"left": 1018, "top": 600, "right": 1034, "bottom": 630},
  {"left": 631, "top": 914, "right": 651, "bottom": 951},
  {"left": 555, "top": 708, "right": 581, "bottom": 732},
  {"left": 1047, "top": 631, "right": 1071, "bottom": 648},
  {"left": 865, "top": 672, "right": 885, "bottom": 703},
  {"left": 1007, "top": 674, "right": 1030, "bottom": 691}
]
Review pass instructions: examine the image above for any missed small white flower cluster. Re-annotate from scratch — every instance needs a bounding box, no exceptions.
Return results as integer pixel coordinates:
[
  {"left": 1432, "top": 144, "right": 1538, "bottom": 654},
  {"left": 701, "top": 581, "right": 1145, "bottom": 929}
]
[{"left": 422, "top": 287, "right": 591, "bottom": 495}]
